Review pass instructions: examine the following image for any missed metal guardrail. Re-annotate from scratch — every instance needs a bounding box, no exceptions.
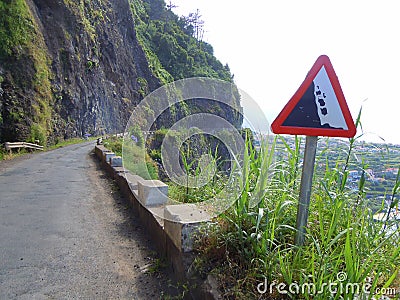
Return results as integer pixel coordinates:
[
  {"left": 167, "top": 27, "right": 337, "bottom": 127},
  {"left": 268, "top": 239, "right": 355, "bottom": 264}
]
[{"left": 5, "top": 142, "right": 44, "bottom": 151}]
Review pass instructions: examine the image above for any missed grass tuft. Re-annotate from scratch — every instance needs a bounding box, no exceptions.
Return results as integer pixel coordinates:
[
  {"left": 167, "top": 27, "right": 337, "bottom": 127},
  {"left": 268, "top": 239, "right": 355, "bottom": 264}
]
[{"left": 193, "top": 133, "right": 400, "bottom": 299}]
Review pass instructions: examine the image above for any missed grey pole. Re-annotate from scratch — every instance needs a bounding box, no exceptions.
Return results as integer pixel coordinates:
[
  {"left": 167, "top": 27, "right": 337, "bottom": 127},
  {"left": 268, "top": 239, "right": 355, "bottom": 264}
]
[{"left": 295, "top": 135, "right": 318, "bottom": 246}]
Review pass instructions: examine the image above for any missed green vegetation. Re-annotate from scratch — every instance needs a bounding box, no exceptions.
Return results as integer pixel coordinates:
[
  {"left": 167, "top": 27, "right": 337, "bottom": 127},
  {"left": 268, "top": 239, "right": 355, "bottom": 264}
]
[
  {"left": 130, "top": 0, "right": 233, "bottom": 83},
  {"left": 145, "top": 127, "right": 240, "bottom": 201},
  {"left": 191, "top": 134, "right": 399, "bottom": 299},
  {"left": 0, "top": 147, "right": 29, "bottom": 161},
  {"left": 137, "top": 77, "right": 149, "bottom": 97},
  {"left": 0, "top": 0, "right": 53, "bottom": 145},
  {"left": 129, "top": 0, "right": 173, "bottom": 85},
  {"left": 0, "top": 0, "right": 33, "bottom": 57},
  {"left": 113, "top": 135, "right": 158, "bottom": 180},
  {"left": 130, "top": 125, "right": 145, "bottom": 147},
  {"left": 168, "top": 145, "right": 226, "bottom": 204},
  {"left": 63, "top": 0, "right": 105, "bottom": 43},
  {"left": 30, "top": 123, "right": 47, "bottom": 146},
  {"left": 103, "top": 136, "right": 123, "bottom": 157}
]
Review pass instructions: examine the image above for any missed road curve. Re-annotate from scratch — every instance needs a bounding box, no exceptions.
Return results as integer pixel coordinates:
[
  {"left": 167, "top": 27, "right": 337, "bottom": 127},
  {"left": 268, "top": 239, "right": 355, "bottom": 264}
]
[{"left": 0, "top": 142, "right": 177, "bottom": 299}]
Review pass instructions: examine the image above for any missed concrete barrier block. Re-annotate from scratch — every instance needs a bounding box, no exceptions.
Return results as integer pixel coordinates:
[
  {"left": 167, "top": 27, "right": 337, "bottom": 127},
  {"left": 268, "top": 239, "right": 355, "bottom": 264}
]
[
  {"left": 125, "top": 173, "right": 144, "bottom": 189},
  {"left": 113, "top": 166, "right": 125, "bottom": 173},
  {"left": 164, "top": 204, "right": 211, "bottom": 252},
  {"left": 104, "top": 152, "right": 115, "bottom": 163},
  {"left": 110, "top": 156, "right": 122, "bottom": 167},
  {"left": 138, "top": 180, "right": 168, "bottom": 206},
  {"left": 95, "top": 144, "right": 111, "bottom": 159}
]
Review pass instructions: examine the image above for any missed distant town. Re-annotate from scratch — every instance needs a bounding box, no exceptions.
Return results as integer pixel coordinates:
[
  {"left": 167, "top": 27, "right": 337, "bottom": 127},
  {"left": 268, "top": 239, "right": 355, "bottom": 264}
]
[{"left": 261, "top": 134, "right": 400, "bottom": 216}]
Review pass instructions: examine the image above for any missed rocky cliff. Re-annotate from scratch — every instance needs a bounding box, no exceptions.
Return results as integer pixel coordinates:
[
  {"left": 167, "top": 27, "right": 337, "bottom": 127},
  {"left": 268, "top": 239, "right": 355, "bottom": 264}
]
[{"left": 0, "top": 0, "right": 242, "bottom": 145}]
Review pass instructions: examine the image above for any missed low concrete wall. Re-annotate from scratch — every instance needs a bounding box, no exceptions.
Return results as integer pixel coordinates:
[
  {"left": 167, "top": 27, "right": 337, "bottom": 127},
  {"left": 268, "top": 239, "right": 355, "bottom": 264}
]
[
  {"left": 137, "top": 180, "right": 168, "bottom": 206},
  {"left": 94, "top": 144, "right": 217, "bottom": 297},
  {"left": 94, "top": 144, "right": 111, "bottom": 159},
  {"left": 164, "top": 204, "right": 211, "bottom": 252}
]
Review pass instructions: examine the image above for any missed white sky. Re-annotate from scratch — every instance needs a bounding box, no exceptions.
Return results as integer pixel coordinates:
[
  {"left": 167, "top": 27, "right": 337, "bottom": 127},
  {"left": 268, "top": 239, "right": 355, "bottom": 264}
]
[{"left": 171, "top": 0, "right": 400, "bottom": 145}]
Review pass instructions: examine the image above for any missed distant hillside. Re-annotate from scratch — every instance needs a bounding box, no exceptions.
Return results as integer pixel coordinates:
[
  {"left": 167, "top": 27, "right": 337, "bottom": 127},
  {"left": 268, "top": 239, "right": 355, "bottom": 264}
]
[{"left": 0, "top": 0, "right": 242, "bottom": 145}]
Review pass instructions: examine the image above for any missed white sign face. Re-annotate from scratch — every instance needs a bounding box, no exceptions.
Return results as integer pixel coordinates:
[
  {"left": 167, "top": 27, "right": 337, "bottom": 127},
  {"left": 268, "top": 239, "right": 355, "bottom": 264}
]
[{"left": 313, "top": 66, "right": 348, "bottom": 130}]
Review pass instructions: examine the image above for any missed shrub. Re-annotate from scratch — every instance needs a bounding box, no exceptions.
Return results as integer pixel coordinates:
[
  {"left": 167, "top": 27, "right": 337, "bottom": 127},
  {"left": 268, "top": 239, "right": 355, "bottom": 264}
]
[{"left": 29, "top": 123, "right": 47, "bottom": 145}]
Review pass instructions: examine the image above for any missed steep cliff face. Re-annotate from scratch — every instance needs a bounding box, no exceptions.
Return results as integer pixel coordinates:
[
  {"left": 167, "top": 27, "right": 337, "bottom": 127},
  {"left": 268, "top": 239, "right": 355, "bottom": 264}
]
[
  {"left": 32, "top": 0, "right": 161, "bottom": 140},
  {"left": 0, "top": 0, "right": 159, "bottom": 144},
  {"left": 0, "top": 0, "right": 242, "bottom": 145}
]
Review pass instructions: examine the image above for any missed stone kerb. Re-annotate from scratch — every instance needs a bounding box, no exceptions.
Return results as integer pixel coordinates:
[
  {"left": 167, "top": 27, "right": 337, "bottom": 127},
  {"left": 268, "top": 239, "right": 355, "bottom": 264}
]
[
  {"left": 164, "top": 204, "right": 211, "bottom": 252},
  {"left": 94, "top": 143, "right": 219, "bottom": 296},
  {"left": 94, "top": 144, "right": 111, "bottom": 159},
  {"left": 124, "top": 173, "right": 144, "bottom": 190},
  {"left": 112, "top": 166, "right": 125, "bottom": 174},
  {"left": 137, "top": 180, "right": 168, "bottom": 206},
  {"left": 104, "top": 152, "right": 115, "bottom": 163},
  {"left": 110, "top": 156, "right": 122, "bottom": 167}
]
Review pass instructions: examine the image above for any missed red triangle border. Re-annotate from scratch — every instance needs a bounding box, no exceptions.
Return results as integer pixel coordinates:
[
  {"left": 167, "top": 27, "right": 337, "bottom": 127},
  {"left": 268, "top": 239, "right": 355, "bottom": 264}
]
[{"left": 271, "top": 55, "right": 356, "bottom": 138}]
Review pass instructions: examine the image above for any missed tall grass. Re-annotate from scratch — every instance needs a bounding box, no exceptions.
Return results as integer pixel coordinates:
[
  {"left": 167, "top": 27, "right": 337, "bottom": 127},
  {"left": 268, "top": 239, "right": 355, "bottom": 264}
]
[
  {"left": 195, "top": 133, "right": 400, "bottom": 299},
  {"left": 120, "top": 136, "right": 159, "bottom": 180},
  {"left": 168, "top": 143, "right": 226, "bottom": 203},
  {"left": 384, "top": 167, "right": 400, "bottom": 231}
]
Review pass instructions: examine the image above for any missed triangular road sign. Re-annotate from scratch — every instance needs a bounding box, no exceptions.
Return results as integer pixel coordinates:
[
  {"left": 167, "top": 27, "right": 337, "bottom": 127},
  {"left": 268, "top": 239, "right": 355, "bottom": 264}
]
[{"left": 271, "top": 55, "right": 356, "bottom": 138}]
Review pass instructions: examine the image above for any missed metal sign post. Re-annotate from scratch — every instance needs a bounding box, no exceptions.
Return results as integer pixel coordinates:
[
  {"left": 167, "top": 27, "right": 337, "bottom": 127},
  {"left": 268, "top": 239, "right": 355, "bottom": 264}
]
[{"left": 294, "top": 135, "right": 318, "bottom": 246}]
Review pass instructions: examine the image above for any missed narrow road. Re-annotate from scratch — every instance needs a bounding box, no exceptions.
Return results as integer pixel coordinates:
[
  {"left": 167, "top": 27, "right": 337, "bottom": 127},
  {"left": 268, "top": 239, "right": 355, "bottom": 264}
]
[{"left": 0, "top": 142, "right": 179, "bottom": 299}]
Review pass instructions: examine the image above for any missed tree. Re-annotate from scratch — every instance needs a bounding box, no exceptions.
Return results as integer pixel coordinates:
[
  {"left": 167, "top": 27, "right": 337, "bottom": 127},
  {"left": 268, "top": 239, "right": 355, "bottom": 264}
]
[
  {"left": 164, "top": 0, "right": 177, "bottom": 32},
  {"left": 166, "top": 0, "right": 177, "bottom": 11},
  {"left": 185, "top": 9, "right": 204, "bottom": 43}
]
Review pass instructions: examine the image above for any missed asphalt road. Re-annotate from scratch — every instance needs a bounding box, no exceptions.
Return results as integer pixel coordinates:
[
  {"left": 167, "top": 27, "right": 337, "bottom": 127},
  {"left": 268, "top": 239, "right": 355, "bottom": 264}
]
[{"left": 0, "top": 142, "right": 179, "bottom": 299}]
